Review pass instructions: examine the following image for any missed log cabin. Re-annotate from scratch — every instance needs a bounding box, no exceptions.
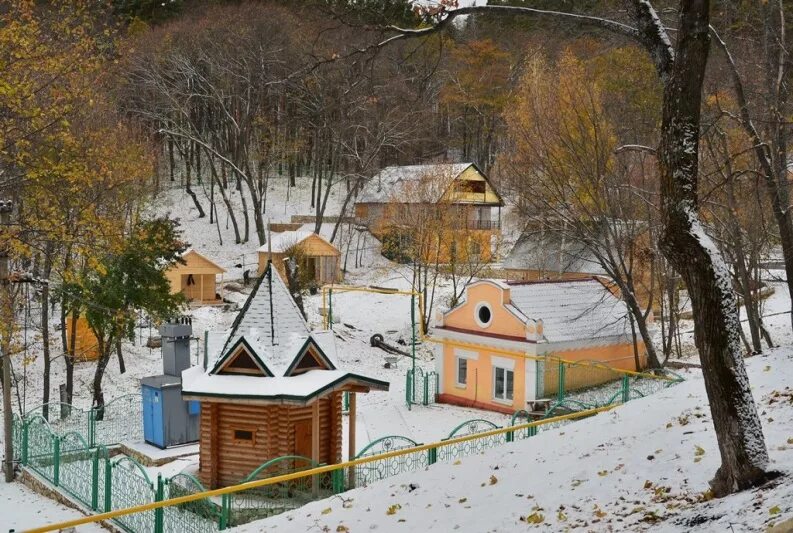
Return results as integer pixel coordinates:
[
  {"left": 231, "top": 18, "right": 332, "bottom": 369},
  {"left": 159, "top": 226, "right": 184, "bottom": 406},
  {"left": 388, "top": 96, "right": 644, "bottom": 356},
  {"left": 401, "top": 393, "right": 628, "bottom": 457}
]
[{"left": 182, "top": 263, "right": 388, "bottom": 489}]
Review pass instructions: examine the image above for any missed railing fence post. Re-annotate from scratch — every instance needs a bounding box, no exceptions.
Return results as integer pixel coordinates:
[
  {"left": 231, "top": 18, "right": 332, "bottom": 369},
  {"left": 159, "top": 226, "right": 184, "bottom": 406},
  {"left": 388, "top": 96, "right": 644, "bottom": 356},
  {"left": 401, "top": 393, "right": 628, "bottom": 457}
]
[
  {"left": 621, "top": 375, "right": 630, "bottom": 403},
  {"left": 21, "top": 420, "right": 28, "bottom": 465},
  {"left": 91, "top": 449, "right": 99, "bottom": 511},
  {"left": 52, "top": 436, "right": 60, "bottom": 486},
  {"left": 557, "top": 361, "right": 565, "bottom": 403},
  {"left": 154, "top": 474, "right": 164, "bottom": 533},
  {"left": 423, "top": 374, "right": 429, "bottom": 406},
  {"left": 219, "top": 493, "right": 230, "bottom": 530},
  {"left": 88, "top": 408, "right": 95, "bottom": 448},
  {"left": 104, "top": 457, "right": 112, "bottom": 512}
]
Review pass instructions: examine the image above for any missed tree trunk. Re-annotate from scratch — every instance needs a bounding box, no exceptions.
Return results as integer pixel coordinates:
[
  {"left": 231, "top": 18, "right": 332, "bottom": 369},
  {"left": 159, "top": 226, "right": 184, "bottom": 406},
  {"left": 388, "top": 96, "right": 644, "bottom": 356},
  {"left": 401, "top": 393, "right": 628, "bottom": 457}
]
[
  {"left": 66, "top": 309, "right": 77, "bottom": 405},
  {"left": 116, "top": 339, "right": 125, "bottom": 375},
  {"left": 41, "top": 244, "right": 54, "bottom": 420},
  {"left": 655, "top": 0, "right": 769, "bottom": 496},
  {"left": 92, "top": 336, "right": 112, "bottom": 421}
]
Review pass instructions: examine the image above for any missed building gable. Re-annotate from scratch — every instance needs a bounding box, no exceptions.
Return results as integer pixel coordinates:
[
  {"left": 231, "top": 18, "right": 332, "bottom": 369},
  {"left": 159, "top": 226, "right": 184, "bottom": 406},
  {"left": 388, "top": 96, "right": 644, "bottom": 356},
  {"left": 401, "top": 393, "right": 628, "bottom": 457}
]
[
  {"left": 211, "top": 337, "right": 273, "bottom": 377},
  {"left": 440, "top": 164, "right": 504, "bottom": 206},
  {"left": 442, "top": 281, "right": 528, "bottom": 339},
  {"left": 176, "top": 249, "right": 226, "bottom": 274}
]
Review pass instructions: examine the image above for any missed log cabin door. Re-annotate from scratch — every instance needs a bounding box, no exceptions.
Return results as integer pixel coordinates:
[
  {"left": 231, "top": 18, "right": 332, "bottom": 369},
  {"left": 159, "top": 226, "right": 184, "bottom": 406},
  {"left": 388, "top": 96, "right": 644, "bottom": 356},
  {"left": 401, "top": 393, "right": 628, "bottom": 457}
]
[{"left": 294, "top": 419, "right": 312, "bottom": 460}]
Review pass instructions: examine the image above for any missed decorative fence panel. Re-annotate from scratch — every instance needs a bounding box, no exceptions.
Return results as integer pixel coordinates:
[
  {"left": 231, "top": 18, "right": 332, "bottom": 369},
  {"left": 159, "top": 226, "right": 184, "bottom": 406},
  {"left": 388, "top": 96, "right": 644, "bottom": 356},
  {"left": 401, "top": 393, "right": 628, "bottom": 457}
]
[
  {"left": 93, "top": 394, "right": 143, "bottom": 446},
  {"left": 226, "top": 456, "right": 334, "bottom": 528},
  {"left": 25, "top": 415, "right": 57, "bottom": 483},
  {"left": 57, "top": 432, "right": 93, "bottom": 508},
  {"left": 110, "top": 457, "right": 156, "bottom": 533},
  {"left": 163, "top": 473, "right": 220, "bottom": 533},
  {"left": 436, "top": 419, "right": 505, "bottom": 463},
  {"left": 405, "top": 368, "right": 439, "bottom": 407},
  {"left": 353, "top": 436, "right": 426, "bottom": 487}
]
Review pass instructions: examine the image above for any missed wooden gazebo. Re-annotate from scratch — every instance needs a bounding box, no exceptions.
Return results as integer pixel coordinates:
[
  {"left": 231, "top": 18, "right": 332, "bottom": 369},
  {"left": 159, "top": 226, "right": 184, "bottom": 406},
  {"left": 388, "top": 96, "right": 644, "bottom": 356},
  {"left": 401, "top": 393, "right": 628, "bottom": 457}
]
[
  {"left": 165, "top": 249, "right": 226, "bottom": 304},
  {"left": 182, "top": 263, "right": 387, "bottom": 489}
]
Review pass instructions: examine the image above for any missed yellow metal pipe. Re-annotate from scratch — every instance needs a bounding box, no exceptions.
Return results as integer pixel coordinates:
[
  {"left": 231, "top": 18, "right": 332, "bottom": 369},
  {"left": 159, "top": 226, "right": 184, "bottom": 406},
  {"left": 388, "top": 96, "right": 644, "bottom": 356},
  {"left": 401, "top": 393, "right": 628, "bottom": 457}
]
[{"left": 26, "top": 405, "right": 616, "bottom": 533}]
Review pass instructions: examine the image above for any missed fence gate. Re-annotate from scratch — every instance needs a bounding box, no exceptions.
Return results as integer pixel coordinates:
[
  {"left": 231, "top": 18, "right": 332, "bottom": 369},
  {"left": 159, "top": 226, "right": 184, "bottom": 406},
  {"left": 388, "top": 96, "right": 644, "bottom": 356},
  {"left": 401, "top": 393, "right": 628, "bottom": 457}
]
[{"left": 405, "top": 368, "right": 439, "bottom": 407}]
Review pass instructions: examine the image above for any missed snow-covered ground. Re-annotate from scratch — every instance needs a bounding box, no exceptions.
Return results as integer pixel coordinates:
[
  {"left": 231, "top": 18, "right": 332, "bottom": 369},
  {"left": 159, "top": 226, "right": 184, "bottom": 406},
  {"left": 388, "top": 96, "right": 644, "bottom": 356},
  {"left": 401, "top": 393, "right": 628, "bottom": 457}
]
[
  {"left": 6, "top": 178, "right": 793, "bottom": 532},
  {"left": 1, "top": 481, "right": 104, "bottom": 532},
  {"left": 237, "top": 346, "right": 793, "bottom": 533}
]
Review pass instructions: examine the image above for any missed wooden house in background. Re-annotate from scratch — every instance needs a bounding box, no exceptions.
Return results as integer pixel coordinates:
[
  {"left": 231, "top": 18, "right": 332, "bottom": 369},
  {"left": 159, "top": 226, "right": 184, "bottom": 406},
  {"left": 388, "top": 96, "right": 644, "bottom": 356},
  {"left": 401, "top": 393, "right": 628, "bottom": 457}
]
[
  {"left": 354, "top": 163, "right": 504, "bottom": 262},
  {"left": 182, "top": 263, "right": 388, "bottom": 489},
  {"left": 165, "top": 249, "right": 226, "bottom": 305},
  {"left": 64, "top": 314, "right": 99, "bottom": 361},
  {"left": 257, "top": 230, "right": 342, "bottom": 285},
  {"left": 432, "top": 278, "right": 647, "bottom": 414}
]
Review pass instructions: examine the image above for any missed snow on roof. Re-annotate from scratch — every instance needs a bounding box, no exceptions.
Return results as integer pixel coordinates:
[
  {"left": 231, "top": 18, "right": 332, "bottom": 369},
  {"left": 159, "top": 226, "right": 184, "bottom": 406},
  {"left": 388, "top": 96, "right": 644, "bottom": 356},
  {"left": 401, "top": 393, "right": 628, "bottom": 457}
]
[
  {"left": 188, "top": 263, "right": 388, "bottom": 399},
  {"left": 258, "top": 230, "right": 315, "bottom": 254},
  {"left": 356, "top": 163, "right": 473, "bottom": 204},
  {"left": 182, "top": 366, "right": 388, "bottom": 403},
  {"left": 503, "top": 233, "right": 606, "bottom": 276},
  {"left": 215, "top": 264, "right": 310, "bottom": 375},
  {"left": 508, "top": 279, "right": 630, "bottom": 343}
]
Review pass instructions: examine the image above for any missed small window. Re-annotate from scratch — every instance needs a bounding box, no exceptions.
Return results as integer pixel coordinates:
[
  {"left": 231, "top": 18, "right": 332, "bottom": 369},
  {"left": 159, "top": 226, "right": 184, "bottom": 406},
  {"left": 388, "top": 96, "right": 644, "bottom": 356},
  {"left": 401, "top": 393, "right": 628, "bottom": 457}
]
[
  {"left": 456, "top": 357, "right": 467, "bottom": 387},
  {"left": 233, "top": 428, "right": 256, "bottom": 445},
  {"left": 475, "top": 303, "right": 492, "bottom": 328},
  {"left": 493, "top": 367, "right": 514, "bottom": 402}
]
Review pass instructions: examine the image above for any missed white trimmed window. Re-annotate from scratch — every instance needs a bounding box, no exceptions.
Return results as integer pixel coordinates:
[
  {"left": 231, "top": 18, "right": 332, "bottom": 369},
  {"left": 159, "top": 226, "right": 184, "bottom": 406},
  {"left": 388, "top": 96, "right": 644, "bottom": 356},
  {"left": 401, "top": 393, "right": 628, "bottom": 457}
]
[
  {"left": 456, "top": 357, "right": 468, "bottom": 387},
  {"left": 493, "top": 366, "right": 514, "bottom": 402},
  {"left": 474, "top": 302, "right": 493, "bottom": 328}
]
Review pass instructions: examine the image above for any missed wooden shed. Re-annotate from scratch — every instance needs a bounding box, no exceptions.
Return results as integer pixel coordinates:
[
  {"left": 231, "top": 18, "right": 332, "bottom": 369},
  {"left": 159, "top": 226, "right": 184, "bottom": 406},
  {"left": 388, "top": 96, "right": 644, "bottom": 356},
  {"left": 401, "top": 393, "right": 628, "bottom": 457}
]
[
  {"left": 257, "top": 230, "right": 341, "bottom": 285},
  {"left": 182, "top": 263, "right": 388, "bottom": 489},
  {"left": 165, "top": 249, "right": 226, "bottom": 304},
  {"left": 64, "top": 314, "right": 99, "bottom": 361}
]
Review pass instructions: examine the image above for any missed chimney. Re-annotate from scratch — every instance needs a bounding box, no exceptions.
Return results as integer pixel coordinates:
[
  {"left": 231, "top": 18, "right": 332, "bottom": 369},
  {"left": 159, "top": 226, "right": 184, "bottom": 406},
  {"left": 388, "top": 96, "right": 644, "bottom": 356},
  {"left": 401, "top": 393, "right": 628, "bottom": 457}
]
[{"left": 160, "top": 316, "right": 192, "bottom": 376}]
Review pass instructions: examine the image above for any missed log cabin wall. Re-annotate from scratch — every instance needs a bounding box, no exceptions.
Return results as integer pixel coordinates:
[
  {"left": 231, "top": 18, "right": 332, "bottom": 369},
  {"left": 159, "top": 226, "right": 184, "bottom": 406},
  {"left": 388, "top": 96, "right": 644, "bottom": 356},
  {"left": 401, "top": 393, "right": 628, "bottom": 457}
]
[{"left": 198, "top": 392, "right": 343, "bottom": 488}]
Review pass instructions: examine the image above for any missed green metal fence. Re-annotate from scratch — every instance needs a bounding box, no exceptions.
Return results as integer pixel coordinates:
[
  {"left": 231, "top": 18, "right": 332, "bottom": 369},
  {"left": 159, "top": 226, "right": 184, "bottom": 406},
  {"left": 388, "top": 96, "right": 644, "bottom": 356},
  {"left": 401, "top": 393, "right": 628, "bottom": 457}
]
[
  {"left": 14, "top": 369, "right": 685, "bottom": 533},
  {"left": 405, "top": 367, "right": 439, "bottom": 407},
  {"left": 353, "top": 435, "right": 426, "bottom": 487},
  {"left": 22, "top": 393, "right": 143, "bottom": 448},
  {"left": 225, "top": 455, "right": 337, "bottom": 528}
]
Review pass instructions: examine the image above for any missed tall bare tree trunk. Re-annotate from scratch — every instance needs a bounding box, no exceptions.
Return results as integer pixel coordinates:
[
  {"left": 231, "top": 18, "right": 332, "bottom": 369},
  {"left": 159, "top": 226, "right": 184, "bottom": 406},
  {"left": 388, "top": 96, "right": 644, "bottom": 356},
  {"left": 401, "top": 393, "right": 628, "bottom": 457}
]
[
  {"left": 41, "top": 243, "right": 54, "bottom": 420},
  {"left": 653, "top": 0, "right": 769, "bottom": 496}
]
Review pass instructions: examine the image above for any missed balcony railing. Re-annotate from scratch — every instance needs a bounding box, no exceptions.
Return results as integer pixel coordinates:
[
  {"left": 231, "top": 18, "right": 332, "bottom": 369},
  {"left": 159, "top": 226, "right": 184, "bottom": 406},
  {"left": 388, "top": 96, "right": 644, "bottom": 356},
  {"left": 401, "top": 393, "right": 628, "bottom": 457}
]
[{"left": 466, "top": 219, "right": 501, "bottom": 230}]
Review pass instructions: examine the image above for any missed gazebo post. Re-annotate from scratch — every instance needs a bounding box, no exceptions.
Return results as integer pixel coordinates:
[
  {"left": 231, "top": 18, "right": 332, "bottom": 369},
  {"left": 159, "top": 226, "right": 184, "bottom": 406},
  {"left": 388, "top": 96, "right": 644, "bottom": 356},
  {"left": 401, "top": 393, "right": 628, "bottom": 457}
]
[
  {"left": 312, "top": 400, "right": 320, "bottom": 496},
  {"left": 200, "top": 274, "right": 205, "bottom": 304},
  {"left": 347, "top": 392, "right": 356, "bottom": 489}
]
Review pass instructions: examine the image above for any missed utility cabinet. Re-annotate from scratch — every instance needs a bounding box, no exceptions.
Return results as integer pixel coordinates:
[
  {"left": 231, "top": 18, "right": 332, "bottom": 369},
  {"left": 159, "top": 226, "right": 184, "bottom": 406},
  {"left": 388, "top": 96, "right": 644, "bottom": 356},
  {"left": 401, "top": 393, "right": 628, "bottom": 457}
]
[{"left": 141, "top": 317, "right": 199, "bottom": 448}]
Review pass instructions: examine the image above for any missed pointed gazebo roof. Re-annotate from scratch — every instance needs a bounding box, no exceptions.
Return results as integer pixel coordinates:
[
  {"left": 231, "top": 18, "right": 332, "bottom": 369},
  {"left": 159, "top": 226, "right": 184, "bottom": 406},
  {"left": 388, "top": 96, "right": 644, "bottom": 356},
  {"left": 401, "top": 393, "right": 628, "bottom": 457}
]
[{"left": 182, "top": 263, "right": 388, "bottom": 404}]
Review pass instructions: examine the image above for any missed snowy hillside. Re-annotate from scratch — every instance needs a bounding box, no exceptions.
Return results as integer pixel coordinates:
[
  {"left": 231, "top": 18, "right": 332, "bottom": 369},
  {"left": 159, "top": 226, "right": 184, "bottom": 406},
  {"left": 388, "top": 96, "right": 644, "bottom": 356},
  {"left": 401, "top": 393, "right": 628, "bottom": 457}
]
[{"left": 237, "top": 346, "right": 793, "bottom": 532}]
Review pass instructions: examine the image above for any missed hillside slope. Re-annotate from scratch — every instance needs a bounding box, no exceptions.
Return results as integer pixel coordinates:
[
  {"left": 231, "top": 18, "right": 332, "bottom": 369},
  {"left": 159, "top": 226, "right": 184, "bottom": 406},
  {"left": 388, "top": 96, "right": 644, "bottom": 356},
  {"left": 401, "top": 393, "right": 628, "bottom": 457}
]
[{"left": 238, "top": 348, "right": 793, "bottom": 532}]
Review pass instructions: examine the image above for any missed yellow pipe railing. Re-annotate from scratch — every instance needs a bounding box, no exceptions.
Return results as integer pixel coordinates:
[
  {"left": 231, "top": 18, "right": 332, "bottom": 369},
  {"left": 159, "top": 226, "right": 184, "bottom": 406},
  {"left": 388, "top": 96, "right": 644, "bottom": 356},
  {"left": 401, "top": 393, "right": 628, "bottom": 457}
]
[{"left": 25, "top": 404, "right": 618, "bottom": 533}]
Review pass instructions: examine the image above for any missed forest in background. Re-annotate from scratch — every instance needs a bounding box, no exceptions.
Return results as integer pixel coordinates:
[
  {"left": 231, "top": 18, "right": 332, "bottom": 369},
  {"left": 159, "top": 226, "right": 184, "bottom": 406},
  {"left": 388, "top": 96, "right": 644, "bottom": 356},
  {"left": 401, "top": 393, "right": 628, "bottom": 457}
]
[{"left": 1, "top": 0, "right": 792, "bottom": 496}]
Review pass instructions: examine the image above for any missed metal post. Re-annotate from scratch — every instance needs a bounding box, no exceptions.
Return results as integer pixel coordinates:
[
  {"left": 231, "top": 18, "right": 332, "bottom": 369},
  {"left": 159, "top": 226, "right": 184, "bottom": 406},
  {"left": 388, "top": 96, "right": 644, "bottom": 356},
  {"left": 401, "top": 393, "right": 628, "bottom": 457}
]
[
  {"left": 621, "top": 375, "right": 630, "bottom": 403},
  {"left": 52, "top": 436, "right": 60, "bottom": 486},
  {"left": 557, "top": 361, "right": 565, "bottom": 403},
  {"left": 88, "top": 408, "right": 95, "bottom": 448},
  {"left": 104, "top": 457, "right": 112, "bottom": 512},
  {"left": 154, "top": 474, "right": 164, "bottom": 533},
  {"left": 411, "top": 293, "right": 416, "bottom": 377},
  {"left": 423, "top": 374, "right": 429, "bottom": 406},
  {"left": 405, "top": 371, "right": 412, "bottom": 410},
  {"left": 1, "top": 200, "right": 14, "bottom": 482},
  {"left": 328, "top": 288, "right": 333, "bottom": 330},
  {"left": 219, "top": 493, "right": 230, "bottom": 530},
  {"left": 21, "top": 420, "right": 28, "bottom": 465},
  {"left": 91, "top": 450, "right": 99, "bottom": 511},
  {"left": 203, "top": 329, "right": 209, "bottom": 370}
]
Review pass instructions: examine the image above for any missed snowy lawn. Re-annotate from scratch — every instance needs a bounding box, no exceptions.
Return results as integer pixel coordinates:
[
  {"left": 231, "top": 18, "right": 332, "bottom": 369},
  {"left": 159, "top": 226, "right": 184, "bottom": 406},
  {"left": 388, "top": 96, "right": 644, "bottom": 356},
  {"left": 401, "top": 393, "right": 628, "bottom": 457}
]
[
  {"left": 234, "top": 348, "right": 793, "bottom": 532},
  {"left": 0, "top": 480, "right": 105, "bottom": 532}
]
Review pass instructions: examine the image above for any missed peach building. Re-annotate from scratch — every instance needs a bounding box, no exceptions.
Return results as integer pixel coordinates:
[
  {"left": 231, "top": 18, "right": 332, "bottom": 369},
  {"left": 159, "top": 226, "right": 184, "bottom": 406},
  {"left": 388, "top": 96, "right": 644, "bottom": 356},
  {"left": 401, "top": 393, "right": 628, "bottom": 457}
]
[{"left": 432, "top": 277, "right": 647, "bottom": 414}]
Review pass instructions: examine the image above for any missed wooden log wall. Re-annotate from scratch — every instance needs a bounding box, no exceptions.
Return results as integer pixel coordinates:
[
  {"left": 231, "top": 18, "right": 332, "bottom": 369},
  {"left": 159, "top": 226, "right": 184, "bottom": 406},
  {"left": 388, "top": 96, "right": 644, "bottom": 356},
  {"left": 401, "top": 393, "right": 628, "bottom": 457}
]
[{"left": 198, "top": 392, "right": 343, "bottom": 488}]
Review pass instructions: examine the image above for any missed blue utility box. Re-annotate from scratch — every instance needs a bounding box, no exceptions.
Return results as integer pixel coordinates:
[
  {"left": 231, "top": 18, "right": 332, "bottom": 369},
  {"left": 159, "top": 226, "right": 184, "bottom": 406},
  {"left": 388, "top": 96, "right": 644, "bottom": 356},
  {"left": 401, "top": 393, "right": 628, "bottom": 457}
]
[
  {"left": 141, "top": 376, "right": 199, "bottom": 448},
  {"left": 140, "top": 317, "right": 199, "bottom": 449}
]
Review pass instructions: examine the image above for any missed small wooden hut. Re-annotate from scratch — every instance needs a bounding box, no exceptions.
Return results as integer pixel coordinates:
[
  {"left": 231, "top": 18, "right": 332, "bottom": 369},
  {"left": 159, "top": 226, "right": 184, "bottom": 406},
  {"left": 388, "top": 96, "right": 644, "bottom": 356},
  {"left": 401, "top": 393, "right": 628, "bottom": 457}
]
[
  {"left": 257, "top": 230, "right": 341, "bottom": 285},
  {"left": 165, "top": 249, "right": 226, "bottom": 304},
  {"left": 182, "top": 263, "right": 387, "bottom": 488}
]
